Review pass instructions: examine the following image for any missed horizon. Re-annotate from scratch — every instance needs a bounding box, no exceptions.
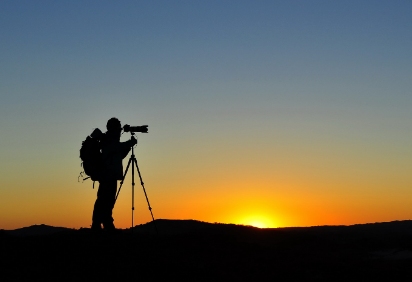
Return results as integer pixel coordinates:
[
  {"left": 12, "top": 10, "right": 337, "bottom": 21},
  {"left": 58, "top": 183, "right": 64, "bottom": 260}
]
[
  {"left": 1, "top": 1, "right": 412, "bottom": 230},
  {"left": 4, "top": 218, "right": 412, "bottom": 232}
]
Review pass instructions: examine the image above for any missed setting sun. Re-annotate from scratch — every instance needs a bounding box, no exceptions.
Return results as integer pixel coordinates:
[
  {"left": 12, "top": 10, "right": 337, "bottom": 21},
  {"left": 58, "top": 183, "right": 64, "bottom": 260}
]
[
  {"left": 240, "top": 216, "right": 276, "bottom": 229},
  {"left": 248, "top": 221, "right": 267, "bottom": 228}
]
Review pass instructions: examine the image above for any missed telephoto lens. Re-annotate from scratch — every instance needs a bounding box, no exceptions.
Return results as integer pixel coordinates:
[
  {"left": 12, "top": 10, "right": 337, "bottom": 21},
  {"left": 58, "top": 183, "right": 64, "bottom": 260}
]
[{"left": 123, "top": 124, "right": 148, "bottom": 133}]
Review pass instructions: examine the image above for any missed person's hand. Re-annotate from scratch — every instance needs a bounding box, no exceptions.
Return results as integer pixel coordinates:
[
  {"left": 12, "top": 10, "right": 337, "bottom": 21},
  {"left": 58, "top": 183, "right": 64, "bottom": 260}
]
[{"left": 131, "top": 136, "right": 137, "bottom": 145}]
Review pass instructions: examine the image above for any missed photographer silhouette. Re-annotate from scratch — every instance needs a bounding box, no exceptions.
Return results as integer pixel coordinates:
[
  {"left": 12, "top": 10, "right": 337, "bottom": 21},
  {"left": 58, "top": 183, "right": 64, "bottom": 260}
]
[{"left": 92, "top": 117, "right": 137, "bottom": 232}]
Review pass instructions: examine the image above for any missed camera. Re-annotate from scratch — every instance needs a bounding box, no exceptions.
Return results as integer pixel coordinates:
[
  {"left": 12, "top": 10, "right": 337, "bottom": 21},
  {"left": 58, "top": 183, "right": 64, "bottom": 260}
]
[{"left": 123, "top": 124, "right": 148, "bottom": 133}]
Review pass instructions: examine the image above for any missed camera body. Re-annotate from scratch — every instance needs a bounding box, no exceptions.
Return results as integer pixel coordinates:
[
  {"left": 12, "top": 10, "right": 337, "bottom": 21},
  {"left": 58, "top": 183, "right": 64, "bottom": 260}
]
[{"left": 123, "top": 124, "right": 148, "bottom": 133}]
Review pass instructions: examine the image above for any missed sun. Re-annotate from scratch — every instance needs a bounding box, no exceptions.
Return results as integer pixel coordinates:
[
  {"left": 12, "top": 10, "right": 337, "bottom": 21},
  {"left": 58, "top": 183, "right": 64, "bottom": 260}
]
[
  {"left": 248, "top": 221, "right": 267, "bottom": 228},
  {"left": 240, "top": 216, "right": 275, "bottom": 228}
]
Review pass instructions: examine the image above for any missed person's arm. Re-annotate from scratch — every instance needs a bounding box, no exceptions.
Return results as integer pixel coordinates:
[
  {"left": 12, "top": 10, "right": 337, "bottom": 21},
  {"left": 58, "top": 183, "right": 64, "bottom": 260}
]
[{"left": 119, "top": 136, "right": 137, "bottom": 159}]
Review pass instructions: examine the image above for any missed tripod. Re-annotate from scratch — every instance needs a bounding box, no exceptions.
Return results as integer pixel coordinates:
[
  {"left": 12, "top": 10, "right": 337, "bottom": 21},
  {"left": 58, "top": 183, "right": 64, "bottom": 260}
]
[{"left": 114, "top": 140, "right": 158, "bottom": 235}]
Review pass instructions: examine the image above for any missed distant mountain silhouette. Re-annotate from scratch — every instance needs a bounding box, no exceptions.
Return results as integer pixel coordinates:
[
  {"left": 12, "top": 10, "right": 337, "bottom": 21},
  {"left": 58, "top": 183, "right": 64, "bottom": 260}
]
[
  {"left": 133, "top": 219, "right": 412, "bottom": 235},
  {"left": 131, "top": 219, "right": 260, "bottom": 235},
  {"left": 4, "top": 219, "right": 412, "bottom": 238},
  {"left": 2, "top": 224, "right": 73, "bottom": 237}
]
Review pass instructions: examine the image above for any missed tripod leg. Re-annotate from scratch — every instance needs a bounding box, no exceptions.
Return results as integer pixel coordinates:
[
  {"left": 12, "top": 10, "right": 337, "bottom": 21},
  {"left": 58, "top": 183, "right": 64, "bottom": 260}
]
[
  {"left": 133, "top": 158, "right": 159, "bottom": 235},
  {"left": 132, "top": 153, "right": 135, "bottom": 230},
  {"left": 114, "top": 157, "right": 132, "bottom": 203}
]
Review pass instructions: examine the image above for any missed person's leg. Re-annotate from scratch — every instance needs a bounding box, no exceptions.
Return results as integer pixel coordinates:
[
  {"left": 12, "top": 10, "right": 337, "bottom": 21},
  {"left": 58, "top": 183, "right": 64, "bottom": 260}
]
[
  {"left": 101, "top": 179, "right": 118, "bottom": 230},
  {"left": 92, "top": 181, "right": 107, "bottom": 230}
]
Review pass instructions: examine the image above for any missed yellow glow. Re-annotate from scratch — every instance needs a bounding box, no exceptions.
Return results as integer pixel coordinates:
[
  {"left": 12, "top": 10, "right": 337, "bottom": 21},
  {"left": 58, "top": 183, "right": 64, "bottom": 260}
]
[
  {"left": 239, "top": 216, "right": 276, "bottom": 228},
  {"left": 247, "top": 221, "right": 267, "bottom": 228}
]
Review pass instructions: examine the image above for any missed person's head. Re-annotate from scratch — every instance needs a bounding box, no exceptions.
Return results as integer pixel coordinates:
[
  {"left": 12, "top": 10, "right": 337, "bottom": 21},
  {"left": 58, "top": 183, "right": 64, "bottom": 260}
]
[{"left": 106, "top": 117, "right": 122, "bottom": 133}]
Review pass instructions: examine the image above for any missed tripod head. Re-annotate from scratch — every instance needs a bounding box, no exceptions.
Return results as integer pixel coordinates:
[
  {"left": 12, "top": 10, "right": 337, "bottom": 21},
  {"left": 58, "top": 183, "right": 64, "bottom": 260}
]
[{"left": 121, "top": 124, "right": 147, "bottom": 143}]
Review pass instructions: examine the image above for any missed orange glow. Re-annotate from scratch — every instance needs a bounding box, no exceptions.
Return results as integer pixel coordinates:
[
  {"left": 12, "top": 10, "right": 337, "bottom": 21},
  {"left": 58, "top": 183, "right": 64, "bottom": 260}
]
[{"left": 1, "top": 143, "right": 412, "bottom": 230}]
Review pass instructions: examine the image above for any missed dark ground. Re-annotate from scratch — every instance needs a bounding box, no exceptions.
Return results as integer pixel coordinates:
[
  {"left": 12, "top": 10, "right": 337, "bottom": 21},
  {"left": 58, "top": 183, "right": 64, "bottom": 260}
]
[{"left": 2, "top": 220, "right": 412, "bottom": 281}]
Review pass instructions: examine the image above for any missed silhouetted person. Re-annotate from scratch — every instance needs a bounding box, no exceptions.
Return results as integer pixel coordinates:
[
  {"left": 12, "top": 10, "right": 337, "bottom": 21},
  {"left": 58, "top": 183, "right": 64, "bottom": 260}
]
[{"left": 92, "top": 117, "right": 137, "bottom": 232}]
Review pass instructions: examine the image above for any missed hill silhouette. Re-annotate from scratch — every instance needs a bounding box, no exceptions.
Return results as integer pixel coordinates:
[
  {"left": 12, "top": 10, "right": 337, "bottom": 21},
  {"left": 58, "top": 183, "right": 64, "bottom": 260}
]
[
  {"left": 2, "top": 220, "right": 412, "bottom": 281},
  {"left": 2, "top": 224, "right": 74, "bottom": 237}
]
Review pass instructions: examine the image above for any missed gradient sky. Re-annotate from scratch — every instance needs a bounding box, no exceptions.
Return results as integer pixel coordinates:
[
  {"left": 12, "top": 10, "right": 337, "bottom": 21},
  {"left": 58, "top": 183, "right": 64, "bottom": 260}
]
[{"left": 1, "top": 1, "right": 411, "bottom": 229}]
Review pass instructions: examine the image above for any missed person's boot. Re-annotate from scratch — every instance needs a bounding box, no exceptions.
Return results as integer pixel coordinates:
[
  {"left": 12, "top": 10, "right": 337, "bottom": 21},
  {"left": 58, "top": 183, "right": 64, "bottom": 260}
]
[
  {"left": 103, "top": 221, "right": 121, "bottom": 235},
  {"left": 91, "top": 222, "right": 102, "bottom": 234},
  {"left": 103, "top": 220, "right": 115, "bottom": 230}
]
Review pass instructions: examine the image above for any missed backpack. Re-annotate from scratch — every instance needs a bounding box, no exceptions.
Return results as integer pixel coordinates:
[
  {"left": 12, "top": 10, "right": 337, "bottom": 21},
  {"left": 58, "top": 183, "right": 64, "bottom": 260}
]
[{"left": 79, "top": 129, "right": 104, "bottom": 185}]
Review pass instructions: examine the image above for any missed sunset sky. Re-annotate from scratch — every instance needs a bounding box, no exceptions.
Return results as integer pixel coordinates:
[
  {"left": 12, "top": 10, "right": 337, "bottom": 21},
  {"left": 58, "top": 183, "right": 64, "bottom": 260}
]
[{"left": 1, "top": 1, "right": 412, "bottom": 230}]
